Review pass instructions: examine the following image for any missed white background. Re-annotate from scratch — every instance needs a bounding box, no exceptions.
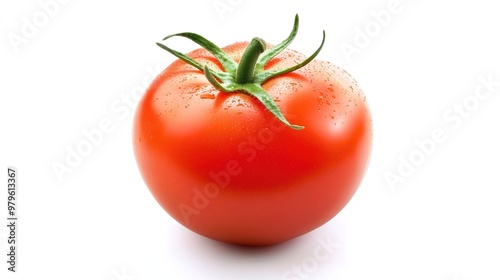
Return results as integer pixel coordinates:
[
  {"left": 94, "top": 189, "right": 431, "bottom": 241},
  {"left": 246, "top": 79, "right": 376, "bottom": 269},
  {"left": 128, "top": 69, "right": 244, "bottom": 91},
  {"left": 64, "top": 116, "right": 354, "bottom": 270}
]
[{"left": 1, "top": 0, "right": 500, "bottom": 279}]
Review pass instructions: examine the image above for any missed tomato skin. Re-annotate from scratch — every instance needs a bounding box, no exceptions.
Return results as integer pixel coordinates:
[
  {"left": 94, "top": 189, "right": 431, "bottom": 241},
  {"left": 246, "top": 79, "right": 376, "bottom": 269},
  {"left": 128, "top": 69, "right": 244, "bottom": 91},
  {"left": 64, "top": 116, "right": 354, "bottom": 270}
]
[{"left": 133, "top": 42, "right": 372, "bottom": 246}]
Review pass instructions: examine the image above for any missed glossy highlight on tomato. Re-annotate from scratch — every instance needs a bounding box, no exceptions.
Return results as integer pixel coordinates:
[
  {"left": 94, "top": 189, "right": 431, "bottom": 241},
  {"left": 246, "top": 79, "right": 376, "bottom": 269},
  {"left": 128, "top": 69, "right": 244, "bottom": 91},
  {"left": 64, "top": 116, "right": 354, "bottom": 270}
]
[{"left": 133, "top": 15, "right": 372, "bottom": 246}]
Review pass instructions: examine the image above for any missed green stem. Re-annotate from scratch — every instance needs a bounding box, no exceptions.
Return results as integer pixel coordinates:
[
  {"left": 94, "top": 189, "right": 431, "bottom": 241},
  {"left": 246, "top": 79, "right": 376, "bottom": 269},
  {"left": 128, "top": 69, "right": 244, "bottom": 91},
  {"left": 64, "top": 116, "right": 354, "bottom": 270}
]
[
  {"left": 236, "top": 37, "right": 266, "bottom": 84},
  {"left": 156, "top": 14, "right": 325, "bottom": 130}
]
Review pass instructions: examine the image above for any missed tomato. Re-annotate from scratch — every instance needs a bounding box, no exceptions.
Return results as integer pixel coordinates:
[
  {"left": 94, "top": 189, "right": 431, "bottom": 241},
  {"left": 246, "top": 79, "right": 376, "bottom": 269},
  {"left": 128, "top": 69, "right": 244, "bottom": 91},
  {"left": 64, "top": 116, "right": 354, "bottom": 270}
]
[{"left": 133, "top": 15, "right": 372, "bottom": 246}]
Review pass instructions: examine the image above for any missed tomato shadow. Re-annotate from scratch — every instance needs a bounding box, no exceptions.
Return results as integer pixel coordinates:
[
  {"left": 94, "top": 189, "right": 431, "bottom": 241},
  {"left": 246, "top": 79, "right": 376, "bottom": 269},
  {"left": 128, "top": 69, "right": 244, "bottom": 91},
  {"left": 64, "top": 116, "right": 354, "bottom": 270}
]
[{"left": 165, "top": 219, "right": 346, "bottom": 280}]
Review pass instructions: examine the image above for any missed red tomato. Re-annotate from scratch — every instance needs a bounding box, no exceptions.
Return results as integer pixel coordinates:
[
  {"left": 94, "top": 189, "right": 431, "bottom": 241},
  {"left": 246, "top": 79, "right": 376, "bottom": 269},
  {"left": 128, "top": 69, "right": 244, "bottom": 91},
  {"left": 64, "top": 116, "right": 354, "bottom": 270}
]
[{"left": 133, "top": 15, "right": 372, "bottom": 246}]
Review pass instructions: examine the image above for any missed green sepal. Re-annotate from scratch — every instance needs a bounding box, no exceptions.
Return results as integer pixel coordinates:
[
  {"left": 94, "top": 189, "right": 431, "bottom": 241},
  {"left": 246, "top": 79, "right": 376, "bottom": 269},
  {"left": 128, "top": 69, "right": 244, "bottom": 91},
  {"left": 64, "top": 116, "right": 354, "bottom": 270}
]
[{"left": 156, "top": 14, "right": 325, "bottom": 130}]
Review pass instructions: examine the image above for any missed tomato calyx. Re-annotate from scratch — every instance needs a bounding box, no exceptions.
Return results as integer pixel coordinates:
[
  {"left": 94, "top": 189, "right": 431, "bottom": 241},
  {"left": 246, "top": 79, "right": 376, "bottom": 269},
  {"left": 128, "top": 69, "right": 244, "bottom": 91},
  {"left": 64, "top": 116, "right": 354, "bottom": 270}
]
[{"left": 156, "top": 14, "right": 325, "bottom": 130}]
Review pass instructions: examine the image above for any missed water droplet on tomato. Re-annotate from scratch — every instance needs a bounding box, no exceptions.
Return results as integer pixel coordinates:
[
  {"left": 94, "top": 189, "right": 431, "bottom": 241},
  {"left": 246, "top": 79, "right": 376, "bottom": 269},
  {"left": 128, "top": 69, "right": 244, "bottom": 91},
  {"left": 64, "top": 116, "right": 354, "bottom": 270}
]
[
  {"left": 200, "top": 93, "right": 215, "bottom": 100},
  {"left": 317, "top": 96, "right": 324, "bottom": 105}
]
